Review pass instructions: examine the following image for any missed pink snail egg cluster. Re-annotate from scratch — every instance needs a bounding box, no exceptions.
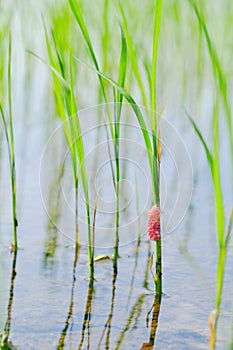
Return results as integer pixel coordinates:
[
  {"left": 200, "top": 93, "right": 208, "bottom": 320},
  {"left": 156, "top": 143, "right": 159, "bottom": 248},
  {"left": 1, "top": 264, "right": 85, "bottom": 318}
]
[{"left": 147, "top": 205, "right": 160, "bottom": 241}]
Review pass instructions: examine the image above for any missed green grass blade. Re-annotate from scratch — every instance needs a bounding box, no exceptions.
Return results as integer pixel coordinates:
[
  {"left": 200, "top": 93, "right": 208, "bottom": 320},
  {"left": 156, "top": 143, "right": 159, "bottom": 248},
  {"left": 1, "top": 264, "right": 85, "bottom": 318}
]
[
  {"left": 212, "top": 99, "right": 225, "bottom": 335},
  {"left": 28, "top": 50, "right": 73, "bottom": 148},
  {"left": 68, "top": 0, "right": 98, "bottom": 70},
  {"left": 189, "top": 0, "right": 233, "bottom": 171},
  {"left": 212, "top": 98, "right": 225, "bottom": 248},
  {"left": 51, "top": 29, "right": 65, "bottom": 78},
  {"left": 0, "top": 36, "right": 18, "bottom": 248},
  {"left": 68, "top": 0, "right": 113, "bottom": 135},
  {"left": 112, "top": 26, "right": 127, "bottom": 272},
  {"left": 27, "top": 50, "right": 70, "bottom": 91},
  {"left": 151, "top": 0, "right": 162, "bottom": 209},
  {"left": 116, "top": 26, "right": 127, "bottom": 134},
  {"left": 0, "top": 105, "right": 11, "bottom": 168},
  {"left": 151, "top": 0, "right": 162, "bottom": 128},
  {"left": 7, "top": 35, "right": 17, "bottom": 249},
  {"left": 69, "top": 62, "right": 88, "bottom": 207},
  {"left": 143, "top": 58, "right": 152, "bottom": 105},
  {"left": 118, "top": 1, "right": 148, "bottom": 109},
  {"left": 102, "top": 0, "right": 109, "bottom": 73},
  {"left": 225, "top": 209, "right": 233, "bottom": 249},
  {"left": 187, "top": 113, "right": 213, "bottom": 175}
]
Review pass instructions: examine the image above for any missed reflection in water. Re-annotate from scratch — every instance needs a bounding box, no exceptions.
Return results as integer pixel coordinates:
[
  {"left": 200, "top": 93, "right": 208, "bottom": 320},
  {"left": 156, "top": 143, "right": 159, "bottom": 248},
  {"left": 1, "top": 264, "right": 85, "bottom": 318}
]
[
  {"left": 0, "top": 251, "right": 18, "bottom": 349},
  {"left": 143, "top": 241, "right": 152, "bottom": 291},
  {"left": 140, "top": 294, "right": 161, "bottom": 350},
  {"left": 57, "top": 244, "right": 79, "bottom": 350},
  {"left": 116, "top": 241, "right": 162, "bottom": 350},
  {"left": 178, "top": 204, "right": 212, "bottom": 293},
  {"left": 115, "top": 293, "right": 147, "bottom": 350},
  {"left": 127, "top": 178, "right": 142, "bottom": 306},
  {"left": 43, "top": 163, "right": 64, "bottom": 268},
  {"left": 78, "top": 280, "right": 94, "bottom": 350},
  {"left": 97, "top": 272, "right": 117, "bottom": 350}
]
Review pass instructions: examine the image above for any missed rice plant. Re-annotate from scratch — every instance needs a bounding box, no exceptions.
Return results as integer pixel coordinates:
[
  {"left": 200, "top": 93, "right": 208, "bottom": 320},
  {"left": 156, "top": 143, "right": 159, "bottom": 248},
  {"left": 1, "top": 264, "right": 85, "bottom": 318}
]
[
  {"left": 0, "top": 35, "right": 18, "bottom": 250},
  {"left": 70, "top": 0, "right": 163, "bottom": 291},
  {"left": 42, "top": 19, "right": 79, "bottom": 227},
  {"left": 112, "top": 28, "right": 127, "bottom": 272},
  {"left": 188, "top": 104, "right": 232, "bottom": 350},
  {"left": 69, "top": 0, "right": 127, "bottom": 273},
  {"left": 188, "top": 2, "right": 233, "bottom": 346},
  {"left": 31, "top": 21, "right": 94, "bottom": 279}
]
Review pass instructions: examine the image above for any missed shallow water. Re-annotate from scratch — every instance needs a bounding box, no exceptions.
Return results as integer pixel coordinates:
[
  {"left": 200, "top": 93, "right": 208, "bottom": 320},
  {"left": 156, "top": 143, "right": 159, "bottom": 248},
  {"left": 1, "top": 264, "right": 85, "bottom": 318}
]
[
  {"left": 1, "top": 104, "right": 232, "bottom": 349},
  {"left": 0, "top": 1, "right": 233, "bottom": 349}
]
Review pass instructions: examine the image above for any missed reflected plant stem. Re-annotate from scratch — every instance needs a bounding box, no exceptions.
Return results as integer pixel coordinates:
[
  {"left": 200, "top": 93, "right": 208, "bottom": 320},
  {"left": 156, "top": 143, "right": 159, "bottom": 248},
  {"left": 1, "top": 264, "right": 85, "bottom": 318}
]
[
  {"left": 78, "top": 280, "right": 94, "bottom": 350},
  {"left": 97, "top": 272, "right": 117, "bottom": 350},
  {"left": 115, "top": 240, "right": 161, "bottom": 349},
  {"left": 115, "top": 293, "right": 147, "bottom": 350},
  {"left": 105, "top": 273, "right": 117, "bottom": 349},
  {"left": 140, "top": 294, "right": 161, "bottom": 350},
  {"left": 179, "top": 240, "right": 211, "bottom": 293},
  {"left": 156, "top": 127, "right": 162, "bottom": 296},
  {"left": 144, "top": 241, "right": 151, "bottom": 291},
  {"left": 1, "top": 251, "right": 17, "bottom": 347},
  {"left": 127, "top": 172, "right": 141, "bottom": 306},
  {"left": 127, "top": 237, "right": 141, "bottom": 307},
  {"left": 57, "top": 243, "right": 80, "bottom": 350},
  {"left": 43, "top": 162, "right": 65, "bottom": 268}
]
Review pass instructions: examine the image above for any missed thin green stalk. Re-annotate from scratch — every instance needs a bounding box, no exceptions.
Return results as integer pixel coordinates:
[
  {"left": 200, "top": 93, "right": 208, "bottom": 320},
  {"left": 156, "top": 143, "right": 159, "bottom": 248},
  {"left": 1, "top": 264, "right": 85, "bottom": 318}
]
[
  {"left": 69, "top": 61, "right": 93, "bottom": 279},
  {"left": 151, "top": 0, "right": 163, "bottom": 296},
  {"left": 113, "top": 27, "right": 127, "bottom": 273},
  {"left": 212, "top": 97, "right": 225, "bottom": 347},
  {"left": 212, "top": 97, "right": 224, "bottom": 246},
  {"left": 0, "top": 36, "right": 17, "bottom": 249},
  {"left": 102, "top": 0, "right": 109, "bottom": 73},
  {"left": 151, "top": 0, "right": 162, "bottom": 131},
  {"left": 8, "top": 36, "right": 17, "bottom": 249}
]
